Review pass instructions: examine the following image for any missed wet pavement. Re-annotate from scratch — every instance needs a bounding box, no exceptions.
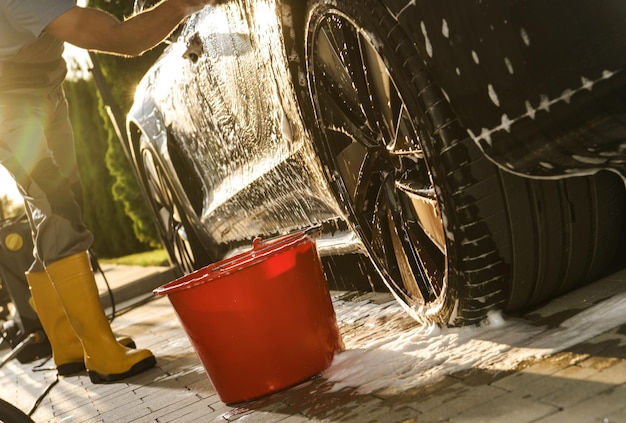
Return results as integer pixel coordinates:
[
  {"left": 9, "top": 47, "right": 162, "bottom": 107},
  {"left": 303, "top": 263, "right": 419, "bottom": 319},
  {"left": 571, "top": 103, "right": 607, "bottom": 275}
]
[{"left": 1, "top": 264, "right": 625, "bottom": 422}]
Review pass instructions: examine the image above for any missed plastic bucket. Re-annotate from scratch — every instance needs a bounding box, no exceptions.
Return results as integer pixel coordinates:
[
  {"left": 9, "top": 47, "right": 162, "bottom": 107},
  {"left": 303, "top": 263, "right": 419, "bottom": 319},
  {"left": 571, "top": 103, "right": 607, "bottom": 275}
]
[{"left": 153, "top": 231, "right": 343, "bottom": 404}]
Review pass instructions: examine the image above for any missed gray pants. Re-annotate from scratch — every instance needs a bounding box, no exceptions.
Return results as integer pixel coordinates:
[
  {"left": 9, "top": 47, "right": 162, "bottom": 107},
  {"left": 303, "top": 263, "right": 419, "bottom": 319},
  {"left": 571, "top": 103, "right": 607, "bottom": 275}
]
[{"left": 0, "top": 87, "right": 93, "bottom": 271}]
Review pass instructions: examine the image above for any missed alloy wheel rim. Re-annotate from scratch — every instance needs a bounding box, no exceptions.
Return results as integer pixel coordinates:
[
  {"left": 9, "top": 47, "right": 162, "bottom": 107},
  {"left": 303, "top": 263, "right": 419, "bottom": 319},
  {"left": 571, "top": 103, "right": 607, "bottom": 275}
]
[
  {"left": 141, "top": 147, "right": 196, "bottom": 274},
  {"left": 307, "top": 9, "right": 448, "bottom": 315}
]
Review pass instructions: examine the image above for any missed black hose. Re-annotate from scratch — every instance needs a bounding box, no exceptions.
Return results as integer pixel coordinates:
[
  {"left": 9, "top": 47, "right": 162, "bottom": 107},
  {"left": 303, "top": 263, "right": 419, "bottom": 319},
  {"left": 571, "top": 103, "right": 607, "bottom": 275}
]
[
  {"left": 0, "top": 338, "right": 60, "bottom": 418},
  {"left": 26, "top": 373, "right": 58, "bottom": 418},
  {"left": 0, "top": 331, "right": 59, "bottom": 420},
  {"left": 89, "top": 249, "right": 117, "bottom": 322},
  {"left": 0, "top": 331, "right": 44, "bottom": 370},
  {"left": 0, "top": 398, "right": 35, "bottom": 423}
]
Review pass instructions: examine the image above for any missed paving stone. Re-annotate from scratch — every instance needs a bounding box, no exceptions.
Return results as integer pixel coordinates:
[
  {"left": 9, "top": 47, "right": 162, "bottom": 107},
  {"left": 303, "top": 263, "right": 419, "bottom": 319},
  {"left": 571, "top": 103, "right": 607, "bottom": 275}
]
[
  {"left": 586, "top": 360, "right": 626, "bottom": 385},
  {"left": 51, "top": 403, "right": 102, "bottom": 422},
  {"left": 533, "top": 385, "right": 626, "bottom": 423},
  {"left": 411, "top": 384, "right": 508, "bottom": 418},
  {"left": 141, "top": 389, "right": 200, "bottom": 413},
  {"left": 492, "top": 352, "right": 587, "bottom": 392},
  {"left": 96, "top": 403, "right": 153, "bottom": 422},
  {"left": 277, "top": 415, "right": 312, "bottom": 423},
  {"left": 167, "top": 400, "right": 235, "bottom": 423},
  {"left": 604, "top": 404, "right": 626, "bottom": 423},
  {"left": 449, "top": 392, "right": 559, "bottom": 423},
  {"left": 506, "top": 364, "right": 603, "bottom": 408},
  {"left": 537, "top": 378, "right": 612, "bottom": 409},
  {"left": 148, "top": 397, "right": 216, "bottom": 422}
]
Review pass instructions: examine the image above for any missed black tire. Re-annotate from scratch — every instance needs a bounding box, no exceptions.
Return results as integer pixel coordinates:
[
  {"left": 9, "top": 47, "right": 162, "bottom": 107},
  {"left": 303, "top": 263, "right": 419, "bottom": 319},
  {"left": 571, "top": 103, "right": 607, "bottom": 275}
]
[
  {"left": 0, "top": 399, "right": 35, "bottom": 423},
  {"left": 500, "top": 170, "right": 625, "bottom": 311},
  {"left": 133, "top": 134, "right": 212, "bottom": 274},
  {"left": 304, "top": 0, "right": 625, "bottom": 325}
]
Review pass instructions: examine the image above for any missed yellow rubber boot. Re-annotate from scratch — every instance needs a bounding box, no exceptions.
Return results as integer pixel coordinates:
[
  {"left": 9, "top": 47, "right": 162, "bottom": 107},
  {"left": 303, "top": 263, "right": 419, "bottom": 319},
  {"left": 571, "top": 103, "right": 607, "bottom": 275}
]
[
  {"left": 45, "top": 252, "right": 156, "bottom": 383},
  {"left": 26, "top": 271, "right": 137, "bottom": 376},
  {"left": 26, "top": 271, "right": 86, "bottom": 375}
]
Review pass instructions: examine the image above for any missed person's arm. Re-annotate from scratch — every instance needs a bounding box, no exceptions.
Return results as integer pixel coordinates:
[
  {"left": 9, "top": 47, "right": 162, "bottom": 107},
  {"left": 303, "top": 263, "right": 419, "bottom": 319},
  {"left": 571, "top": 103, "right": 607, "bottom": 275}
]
[{"left": 44, "top": 0, "right": 215, "bottom": 57}]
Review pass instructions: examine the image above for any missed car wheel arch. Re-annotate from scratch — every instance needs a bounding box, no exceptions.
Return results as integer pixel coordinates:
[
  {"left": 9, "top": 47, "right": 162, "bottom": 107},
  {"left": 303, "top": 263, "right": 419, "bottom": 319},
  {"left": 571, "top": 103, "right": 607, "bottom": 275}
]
[{"left": 127, "top": 119, "right": 217, "bottom": 273}]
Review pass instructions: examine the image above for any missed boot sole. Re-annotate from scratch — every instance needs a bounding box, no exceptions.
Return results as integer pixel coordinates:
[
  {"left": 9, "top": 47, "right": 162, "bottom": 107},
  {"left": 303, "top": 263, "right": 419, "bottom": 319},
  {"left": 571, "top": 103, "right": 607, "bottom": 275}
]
[
  {"left": 56, "top": 340, "right": 137, "bottom": 377},
  {"left": 57, "top": 362, "right": 86, "bottom": 376},
  {"left": 88, "top": 355, "right": 157, "bottom": 384}
]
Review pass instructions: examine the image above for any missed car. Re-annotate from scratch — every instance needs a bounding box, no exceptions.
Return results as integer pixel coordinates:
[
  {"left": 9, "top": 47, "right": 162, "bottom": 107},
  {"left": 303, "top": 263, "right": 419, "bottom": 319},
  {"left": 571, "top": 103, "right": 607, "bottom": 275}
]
[{"left": 126, "top": 0, "right": 625, "bottom": 326}]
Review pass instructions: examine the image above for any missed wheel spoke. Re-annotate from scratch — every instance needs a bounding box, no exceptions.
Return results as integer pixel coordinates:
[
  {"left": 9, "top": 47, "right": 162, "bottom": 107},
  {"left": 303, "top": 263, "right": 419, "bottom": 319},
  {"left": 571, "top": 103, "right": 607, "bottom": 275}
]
[
  {"left": 395, "top": 168, "right": 446, "bottom": 254},
  {"left": 314, "top": 30, "right": 379, "bottom": 147},
  {"left": 362, "top": 41, "right": 422, "bottom": 155},
  {"left": 359, "top": 37, "right": 396, "bottom": 143},
  {"left": 339, "top": 24, "right": 386, "bottom": 139},
  {"left": 315, "top": 14, "right": 422, "bottom": 154},
  {"left": 333, "top": 140, "right": 387, "bottom": 209},
  {"left": 315, "top": 21, "right": 364, "bottom": 121},
  {"left": 350, "top": 149, "right": 387, "bottom": 220},
  {"left": 314, "top": 79, "right": 379, "bottom": 148},
  {"left": 378, "top": 177, "right": 443, "bottom": 301}
]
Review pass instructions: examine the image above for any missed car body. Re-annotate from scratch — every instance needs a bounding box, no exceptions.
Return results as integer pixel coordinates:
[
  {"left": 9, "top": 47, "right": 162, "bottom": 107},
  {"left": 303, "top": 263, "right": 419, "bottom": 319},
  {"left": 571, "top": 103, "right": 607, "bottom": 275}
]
[
  {"left": 386, "top": 0, "right": 626, "bottom": 180},
  {"left": 127, "top": 0, "right": 625, "bottom": 325}
]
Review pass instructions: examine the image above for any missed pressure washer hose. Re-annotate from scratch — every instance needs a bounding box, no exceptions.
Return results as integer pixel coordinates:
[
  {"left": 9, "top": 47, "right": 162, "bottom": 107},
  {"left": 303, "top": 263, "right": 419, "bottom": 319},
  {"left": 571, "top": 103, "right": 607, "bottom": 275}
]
[
  {"left": 0, "top": 330, "right": 60, "bottom": 418},
  {"left": 0, "top": 398, "right": 35, "bottom": 423},
  {"left": 0, "top": 331, "right": 45, "bottom": 370}
]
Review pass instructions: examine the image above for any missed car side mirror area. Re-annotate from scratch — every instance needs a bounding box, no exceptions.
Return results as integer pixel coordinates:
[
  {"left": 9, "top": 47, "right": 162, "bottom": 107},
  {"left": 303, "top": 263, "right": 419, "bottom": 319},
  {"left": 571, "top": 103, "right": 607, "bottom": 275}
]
[{"left": 182, "top": 33, "right": 204, "bottom": 63}]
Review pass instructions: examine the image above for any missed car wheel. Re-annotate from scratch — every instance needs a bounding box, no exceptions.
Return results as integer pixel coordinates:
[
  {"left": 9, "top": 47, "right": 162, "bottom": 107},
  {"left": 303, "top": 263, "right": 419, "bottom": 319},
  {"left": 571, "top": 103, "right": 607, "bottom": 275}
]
[
  {"left": 134, "top": 134, "right": 211, "bottom": 274},
  {"left": 304, "top": 0, "right": 625, "bottom": 325}
]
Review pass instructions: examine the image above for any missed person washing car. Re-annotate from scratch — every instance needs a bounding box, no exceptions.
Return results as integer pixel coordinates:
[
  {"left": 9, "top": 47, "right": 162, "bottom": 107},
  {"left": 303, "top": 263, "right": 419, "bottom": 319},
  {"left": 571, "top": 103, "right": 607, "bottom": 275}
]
[{"left": 0, "top": 0, "right": 216, "bottom": 383}]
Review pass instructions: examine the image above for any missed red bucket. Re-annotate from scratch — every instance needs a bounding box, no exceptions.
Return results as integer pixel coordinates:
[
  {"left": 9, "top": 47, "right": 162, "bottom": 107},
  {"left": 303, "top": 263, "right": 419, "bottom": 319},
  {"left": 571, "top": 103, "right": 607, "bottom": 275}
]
[{"left": 153, "top": 231, "right": 343, "bottom": 404}]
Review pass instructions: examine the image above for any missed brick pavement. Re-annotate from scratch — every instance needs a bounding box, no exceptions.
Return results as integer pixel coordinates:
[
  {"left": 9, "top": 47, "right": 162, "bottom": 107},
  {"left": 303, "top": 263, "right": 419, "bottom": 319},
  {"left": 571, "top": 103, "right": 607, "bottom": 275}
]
[{"left": 1, "top": 267, "right": 625, "bottom": 423}]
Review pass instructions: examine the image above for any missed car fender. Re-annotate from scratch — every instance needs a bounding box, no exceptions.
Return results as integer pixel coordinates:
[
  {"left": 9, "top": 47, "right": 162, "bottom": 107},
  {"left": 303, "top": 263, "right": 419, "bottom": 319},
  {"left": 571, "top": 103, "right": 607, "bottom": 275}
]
[
  {"left": 380, "top": 0, "right": 626, "bottom": 179},
  {"left": 126, "top": 71, "right": 171, "bottom": 165}
]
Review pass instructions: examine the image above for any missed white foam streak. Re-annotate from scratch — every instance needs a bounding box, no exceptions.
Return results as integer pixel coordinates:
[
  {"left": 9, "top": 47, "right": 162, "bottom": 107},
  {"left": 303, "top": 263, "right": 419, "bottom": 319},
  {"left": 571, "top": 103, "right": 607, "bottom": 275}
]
[{"left": 324, "top": 291, "right": 626, "bottom": 396}]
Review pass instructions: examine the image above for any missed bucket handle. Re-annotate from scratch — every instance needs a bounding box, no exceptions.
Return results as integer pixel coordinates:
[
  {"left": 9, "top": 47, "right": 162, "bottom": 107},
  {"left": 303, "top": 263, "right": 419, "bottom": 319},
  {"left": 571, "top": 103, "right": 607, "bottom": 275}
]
[
  {"left": 154, "top": 227, "right": 321, "bottom": 296},
  {"left": 206, "top": 227, "right": 321, "bottom": 274}
]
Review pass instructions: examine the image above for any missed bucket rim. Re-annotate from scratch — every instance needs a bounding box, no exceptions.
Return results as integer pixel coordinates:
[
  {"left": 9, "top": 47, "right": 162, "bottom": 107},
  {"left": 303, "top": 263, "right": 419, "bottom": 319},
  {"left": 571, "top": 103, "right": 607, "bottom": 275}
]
[{"left": 153, "top": 230, "right": 319, "bottom": 296}]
